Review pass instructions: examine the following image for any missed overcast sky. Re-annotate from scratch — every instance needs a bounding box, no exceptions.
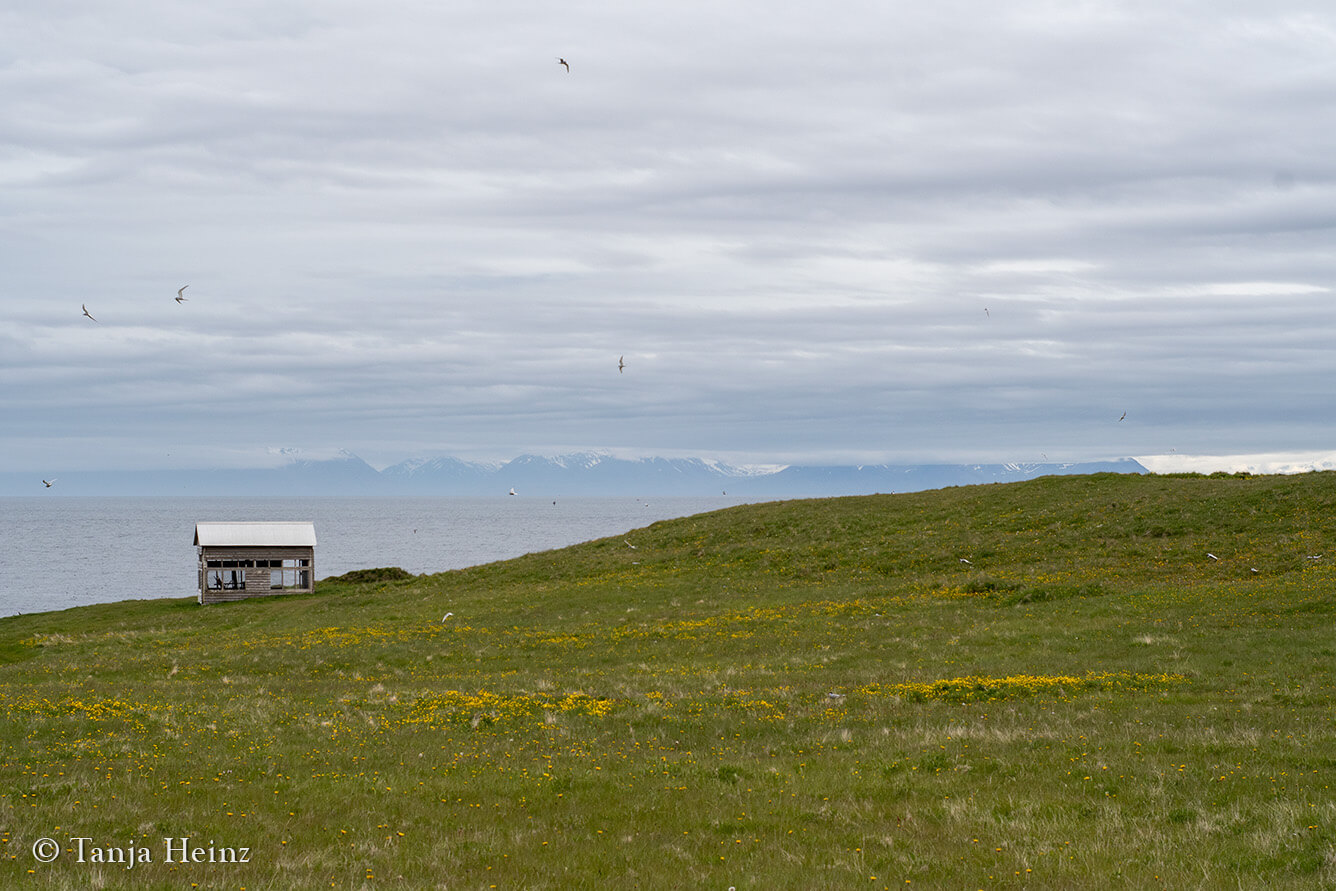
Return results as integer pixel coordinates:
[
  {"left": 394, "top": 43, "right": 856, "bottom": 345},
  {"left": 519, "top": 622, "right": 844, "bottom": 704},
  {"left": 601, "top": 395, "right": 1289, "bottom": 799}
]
[{"left": 4, "top": 1, "right": 1336, "bottom": 473}]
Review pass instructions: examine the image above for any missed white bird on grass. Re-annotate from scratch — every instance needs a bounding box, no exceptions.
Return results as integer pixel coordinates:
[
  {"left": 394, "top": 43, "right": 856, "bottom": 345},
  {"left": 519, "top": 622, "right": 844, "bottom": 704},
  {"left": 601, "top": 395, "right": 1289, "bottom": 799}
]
[
  {"left": 1207, "top": 553, "right": 1218, "bottom": 561},
  {"left": 959, "top": 558, "right": 973, "bottom": 565},
  {"left": 442, "top": 612, "right": 453, "bottom": 622}
]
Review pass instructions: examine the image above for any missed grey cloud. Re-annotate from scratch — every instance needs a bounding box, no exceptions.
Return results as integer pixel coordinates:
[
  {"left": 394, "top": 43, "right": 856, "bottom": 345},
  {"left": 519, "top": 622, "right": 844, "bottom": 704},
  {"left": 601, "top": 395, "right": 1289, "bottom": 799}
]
[{"left": 5, "top": 1, "right": 1336, "bottom": 471}]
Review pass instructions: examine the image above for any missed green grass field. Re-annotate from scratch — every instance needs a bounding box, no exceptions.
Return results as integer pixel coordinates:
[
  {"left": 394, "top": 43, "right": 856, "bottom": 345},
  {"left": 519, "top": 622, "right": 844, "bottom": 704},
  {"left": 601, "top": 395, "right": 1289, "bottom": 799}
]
[{"left": 3, "top": 472, "right": 1336, "bottom": 889}]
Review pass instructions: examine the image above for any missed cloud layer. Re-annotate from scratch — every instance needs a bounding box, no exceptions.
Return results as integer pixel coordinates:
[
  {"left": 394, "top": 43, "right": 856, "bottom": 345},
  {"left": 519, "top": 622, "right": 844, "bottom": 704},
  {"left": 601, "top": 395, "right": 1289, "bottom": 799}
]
[{"left": 4, "top": 1, "right": 1336, "bottom": 470}]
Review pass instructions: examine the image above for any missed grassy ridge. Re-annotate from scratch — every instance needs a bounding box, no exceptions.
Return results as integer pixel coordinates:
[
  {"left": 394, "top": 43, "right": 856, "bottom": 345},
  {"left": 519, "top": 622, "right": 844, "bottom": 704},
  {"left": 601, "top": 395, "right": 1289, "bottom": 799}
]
[{"left": 2, "top": 472, "right": 1336, "bottom": 888}]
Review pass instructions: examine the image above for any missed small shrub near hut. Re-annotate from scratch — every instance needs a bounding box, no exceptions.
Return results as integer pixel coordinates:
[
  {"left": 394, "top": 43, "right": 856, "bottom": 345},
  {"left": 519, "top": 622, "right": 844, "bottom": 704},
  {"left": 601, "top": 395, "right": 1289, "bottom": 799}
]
[{"left": 324, "top": 566, "right": 416, "bottom": 584}]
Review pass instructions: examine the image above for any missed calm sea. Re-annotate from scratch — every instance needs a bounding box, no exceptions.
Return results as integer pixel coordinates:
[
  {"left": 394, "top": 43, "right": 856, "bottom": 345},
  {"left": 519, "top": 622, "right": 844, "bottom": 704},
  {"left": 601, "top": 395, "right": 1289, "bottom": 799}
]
[{"left": 0, "top": 496, "right": 754, "bottom": 617}]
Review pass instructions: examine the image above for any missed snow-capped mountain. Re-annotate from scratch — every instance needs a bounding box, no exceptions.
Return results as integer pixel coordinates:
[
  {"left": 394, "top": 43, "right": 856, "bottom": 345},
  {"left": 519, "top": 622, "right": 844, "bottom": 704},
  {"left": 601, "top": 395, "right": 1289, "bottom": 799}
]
[
  {"left": 380, "top": 453, "right": 766, "bottom": 495},
  {"left": 2, "top": 453, "right": 1148, "bottom": 496}
]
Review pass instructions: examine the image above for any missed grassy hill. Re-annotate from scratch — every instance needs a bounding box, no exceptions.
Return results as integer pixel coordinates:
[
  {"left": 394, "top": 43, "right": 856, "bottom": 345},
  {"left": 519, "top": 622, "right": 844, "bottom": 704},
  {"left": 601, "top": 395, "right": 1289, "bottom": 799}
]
[{"left": 2, "top": 472, "right": 1335, "bottom": 889}]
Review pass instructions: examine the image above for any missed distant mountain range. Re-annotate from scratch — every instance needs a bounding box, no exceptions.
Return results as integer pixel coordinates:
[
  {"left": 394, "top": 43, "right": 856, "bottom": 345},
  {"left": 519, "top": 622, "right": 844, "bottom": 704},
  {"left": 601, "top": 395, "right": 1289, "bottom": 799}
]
[{"left": 1, "top": 451, "right": 1148, "bottom": 496}]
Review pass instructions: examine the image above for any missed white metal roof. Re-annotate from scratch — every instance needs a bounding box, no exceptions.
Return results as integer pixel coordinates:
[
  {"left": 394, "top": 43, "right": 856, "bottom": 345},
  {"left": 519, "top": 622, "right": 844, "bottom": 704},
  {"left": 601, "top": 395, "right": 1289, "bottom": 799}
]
[{"left": 194, "top": 522, "right": 317, "bottom": 547}]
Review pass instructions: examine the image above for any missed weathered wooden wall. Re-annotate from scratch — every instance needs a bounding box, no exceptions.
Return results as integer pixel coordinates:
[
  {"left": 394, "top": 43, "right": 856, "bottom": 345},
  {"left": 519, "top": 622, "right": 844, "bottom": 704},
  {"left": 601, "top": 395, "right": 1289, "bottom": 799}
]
[{"left": 198, "top": 546, "right": 315, "bottom": 605}]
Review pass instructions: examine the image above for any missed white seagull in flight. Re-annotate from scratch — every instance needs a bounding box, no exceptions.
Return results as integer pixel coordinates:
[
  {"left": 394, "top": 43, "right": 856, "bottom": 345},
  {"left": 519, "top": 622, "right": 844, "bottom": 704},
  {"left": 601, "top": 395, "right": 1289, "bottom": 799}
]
[
  {"left": 82, "top": 304, "right": 97, "bottom": 322},
  {"left": 42, "top": 479, "right": 56, "bottom": 488},
  {"left": 176, "top": 285, "right": 188, "bottom": 303}
]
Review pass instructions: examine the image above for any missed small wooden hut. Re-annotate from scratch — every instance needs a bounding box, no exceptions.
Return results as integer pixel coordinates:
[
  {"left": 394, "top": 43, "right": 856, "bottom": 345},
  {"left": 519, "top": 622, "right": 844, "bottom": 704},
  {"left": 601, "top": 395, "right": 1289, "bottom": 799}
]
[{"left": 194, "top": 521, "right": 316, "bottom": 604}]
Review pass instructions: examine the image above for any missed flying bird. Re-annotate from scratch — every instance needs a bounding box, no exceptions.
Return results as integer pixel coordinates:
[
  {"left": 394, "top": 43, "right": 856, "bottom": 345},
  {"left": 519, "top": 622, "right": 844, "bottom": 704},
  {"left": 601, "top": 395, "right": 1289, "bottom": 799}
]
[
  {"left": 442, "top": 612, "right": 453, "bottom": 622},
  {"left": 82, "top": 304, "right": 97, "bottom": 322},
  {"left": 618, "top": 355, "right": 625, "bottom": 373},
  {"left": 557, "top": 58, "right": 569, "bottom": 72},
  {"left": 1207, "top": 553, "right": 1218, "bottom": 561},
  {"left": 42, "top": 479, "right": 56, "bottom": 488},
  {"left": 509, "top": 487, "right": 517, "bottom": 496},
  {"left": 1119, "top": 412, "right": 1126, "bottom": 422},
  {"left": 959, "top": 558, "right": 973, "bottom": 565},
  {"left": 176, "top": 285, "right": 188, "bottom": 303}
]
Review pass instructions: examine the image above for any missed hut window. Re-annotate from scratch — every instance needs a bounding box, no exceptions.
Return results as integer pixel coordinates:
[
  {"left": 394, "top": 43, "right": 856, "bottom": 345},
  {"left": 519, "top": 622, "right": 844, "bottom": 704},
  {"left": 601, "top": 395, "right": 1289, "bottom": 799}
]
[
  {"left": 207, "top": 569, "right": 246, "bottom": 590},
  {"left": 266, "top": 557, "right": 311, "bottom": 590},
  {"left": 271, "top": 567, "right": 310, "bottom": 589}
]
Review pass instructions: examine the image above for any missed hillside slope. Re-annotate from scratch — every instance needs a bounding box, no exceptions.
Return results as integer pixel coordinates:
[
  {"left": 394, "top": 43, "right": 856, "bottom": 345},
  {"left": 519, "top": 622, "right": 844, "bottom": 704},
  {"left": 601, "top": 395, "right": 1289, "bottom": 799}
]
[{"left": 3, "top": 471, "right": 1335, "bottom": 889}]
